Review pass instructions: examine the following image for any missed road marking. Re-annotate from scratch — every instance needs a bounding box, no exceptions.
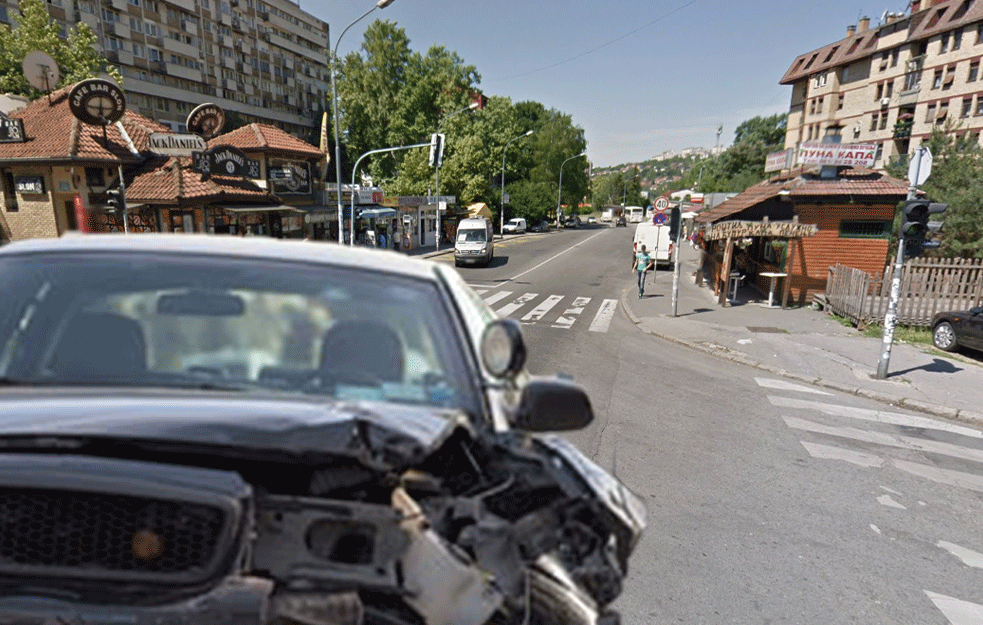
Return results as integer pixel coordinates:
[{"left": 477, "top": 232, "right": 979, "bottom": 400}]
[
  {"left": 495, "top": 293, "right": 539, "bottom": 317},
  {"left": 877, "top": 494, "right": 906, "bottom": 509},
  {"left": 937, "top": 541, "right": 983, "bottom": 569},
  {"left": 521, "top": 295, "right": 563, "bottom": 323},
  {"left": 552, "top": 297, "right": 591, "bottom": 329},
  {"left": 782, "top": 416, "right": 983, "bottom": 465},
  {"left": 588, "top": 299, "right": 619, "bottom": 333},
  {"left": 482, "top": 290, "right": 513, "bottom": 306},
  {"left": 507, "top": 230, "right": 608, "bottom": 283},
  {"left": 755, "top": 377, "right": 832, "bottom": 395},
  {"left": 768, "top": 396, "right": 983, "bottom": 439},
  {"left": 894, "top": 460, "right": 983, "bottom": 493},
  {"left": 924, "top": 590, "right": 983, "bottom": 624},
  {"left": 471, "top": 287, "right": 489, "bottom": 295},
  {"left": 799, "top": 441, "right": 884, "bottom": 467}
]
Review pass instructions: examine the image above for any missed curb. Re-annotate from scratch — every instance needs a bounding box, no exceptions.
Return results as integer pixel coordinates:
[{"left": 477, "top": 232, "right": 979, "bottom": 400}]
[{"left": 619, "top": 291, "right": 983, "bottom": 429}]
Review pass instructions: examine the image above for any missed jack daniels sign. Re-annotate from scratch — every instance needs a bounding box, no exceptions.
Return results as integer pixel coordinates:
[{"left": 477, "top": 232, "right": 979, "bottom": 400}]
[{"left": 192, "top": 145, "right": 260, "bottom": 181}]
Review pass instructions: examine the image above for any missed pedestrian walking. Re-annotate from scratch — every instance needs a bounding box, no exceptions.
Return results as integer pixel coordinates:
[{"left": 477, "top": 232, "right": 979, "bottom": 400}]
[{"left": 631, "top": 244, "right": 654, "bottom": 298}]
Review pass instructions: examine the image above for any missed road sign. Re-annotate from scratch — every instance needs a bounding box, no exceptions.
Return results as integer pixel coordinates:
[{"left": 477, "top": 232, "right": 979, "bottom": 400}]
[
  {"left": 907, "top": 146, "right": 932, "bottom": 187},
  {"left": 654, "top": 196, "right": 669, "bottom": 212},
  {"left": 653, "top": 212, "right": 668, "bottom": 226}
]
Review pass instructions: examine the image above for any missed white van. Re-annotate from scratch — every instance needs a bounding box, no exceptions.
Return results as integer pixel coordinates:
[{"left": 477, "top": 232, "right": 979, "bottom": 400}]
[
  {"left": 633, "top": 221, "right": 674, "bottom": 268},
  {"left": 503, "top": 217, "right": 527, "bottom": 234},
  {"left": 625, "top": 206, "right": 645, "bottom": 223},
  {"left": 455, "top": 217, "right": 494, "bottom": 267}
]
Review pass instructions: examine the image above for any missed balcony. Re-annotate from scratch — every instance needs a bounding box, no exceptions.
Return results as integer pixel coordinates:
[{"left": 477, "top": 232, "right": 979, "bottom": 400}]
[
  {"left": 898, "top": 87, "right": 920, "bottom": 106},
  {"left": 892, "top": 117, "right": 913, "bottom": 139}
]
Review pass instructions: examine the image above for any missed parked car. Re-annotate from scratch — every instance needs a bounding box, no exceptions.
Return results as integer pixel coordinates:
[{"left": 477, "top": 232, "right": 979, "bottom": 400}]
[
  {"left": 587, "top": 216, "right": 597, "bottom": 225},
  {"left": 503, "top": 217, "right": 527, "bottom": 234},
  {"left": 530, "top": 219, "right": 551, "bottom": 232},
  {"left": 616, "top": 215, "right": 627, "bottom": 227},
  {"left": 931, "top": 306, "right": 983, "bottom": 353},
  {"left": 563, "top": 215, "right": 581, "bottom": 228},
  {"left": 0, "top": 234, "right": 645, "bottom": 625}
]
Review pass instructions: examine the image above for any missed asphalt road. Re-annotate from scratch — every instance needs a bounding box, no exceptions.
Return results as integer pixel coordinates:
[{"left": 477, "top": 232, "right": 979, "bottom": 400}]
[{"left": 440, "top": 226, "right": 983, "bottom": 624}]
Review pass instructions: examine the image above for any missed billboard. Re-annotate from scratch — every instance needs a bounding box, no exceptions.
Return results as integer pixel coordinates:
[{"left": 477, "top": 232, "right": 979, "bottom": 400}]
[{"left": 796, "top": 142, "right": 876, "bottom": 168}]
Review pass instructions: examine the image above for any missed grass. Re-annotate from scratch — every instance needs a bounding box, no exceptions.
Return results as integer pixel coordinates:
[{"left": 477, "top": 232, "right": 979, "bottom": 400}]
[{"left": 828, "top": 313, "right": 934, "bottom": 346}]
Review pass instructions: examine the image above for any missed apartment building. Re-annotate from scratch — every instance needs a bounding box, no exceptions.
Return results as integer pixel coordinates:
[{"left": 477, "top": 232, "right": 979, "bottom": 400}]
[
  {"left": 781, "top": 0, "right": 983, "bottom": 169},
  {"left": 4, "top": 0, "right": 330, "bottom": 138}
]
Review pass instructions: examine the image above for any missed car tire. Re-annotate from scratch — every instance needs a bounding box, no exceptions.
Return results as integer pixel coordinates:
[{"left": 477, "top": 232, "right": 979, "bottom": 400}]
[{"left": 933, "top": 321, "right": 958, "bottom": 352}]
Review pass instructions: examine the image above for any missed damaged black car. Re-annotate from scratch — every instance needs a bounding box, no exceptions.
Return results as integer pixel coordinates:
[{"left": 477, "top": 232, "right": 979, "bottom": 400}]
[{"left": 0, "top": 234, "right": 646, "bottom": 625}]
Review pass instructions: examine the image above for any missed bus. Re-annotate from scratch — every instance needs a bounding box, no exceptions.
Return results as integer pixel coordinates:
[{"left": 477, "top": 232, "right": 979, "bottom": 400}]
[{"left": 625, "top": 206, "right": 645, "bottom": 223}]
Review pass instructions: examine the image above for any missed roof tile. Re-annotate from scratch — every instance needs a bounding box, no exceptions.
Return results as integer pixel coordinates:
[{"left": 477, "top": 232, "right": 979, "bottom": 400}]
[{"left": 208, "top": 123, "right": 323, "bottom": 158}]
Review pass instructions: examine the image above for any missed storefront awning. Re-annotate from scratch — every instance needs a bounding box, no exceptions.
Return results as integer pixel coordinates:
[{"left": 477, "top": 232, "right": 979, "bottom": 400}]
[
  {"left": 358, "top": 207, "right": 398, "bottom": 219},
  {"left": 215, "top": 204, "right": 302, "bottom": 213}
]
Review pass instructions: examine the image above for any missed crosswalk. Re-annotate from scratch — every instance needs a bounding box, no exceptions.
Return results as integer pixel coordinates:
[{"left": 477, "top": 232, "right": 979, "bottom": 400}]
[
  {"left": 470, "top": 285, "right": 618, "bottom": 333},
  {"left": 757, "top": 377, "right": 983, "bottom": 624}
]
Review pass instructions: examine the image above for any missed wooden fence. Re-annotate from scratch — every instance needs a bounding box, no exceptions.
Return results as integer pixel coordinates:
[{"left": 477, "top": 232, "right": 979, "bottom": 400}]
[{"left": 825, "top": 257, "right": 983, "bottom": 327}]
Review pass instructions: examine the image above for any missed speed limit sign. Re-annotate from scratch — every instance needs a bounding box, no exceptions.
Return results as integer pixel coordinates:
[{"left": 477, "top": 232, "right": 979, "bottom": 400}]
[{"left": 654, "top": 196, "right": 669, "bottom": 212}]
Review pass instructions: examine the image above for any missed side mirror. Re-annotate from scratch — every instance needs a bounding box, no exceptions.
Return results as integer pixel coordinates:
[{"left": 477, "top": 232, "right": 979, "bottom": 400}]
[
  {"left": 971, "top": 307, "right": 983, "bottom": 316},
  {"left": 480, "top": 319, "right": 526, "bottom": 379},
  {"left": 510, "top": 376, "right": 594, "bottom": 432}
]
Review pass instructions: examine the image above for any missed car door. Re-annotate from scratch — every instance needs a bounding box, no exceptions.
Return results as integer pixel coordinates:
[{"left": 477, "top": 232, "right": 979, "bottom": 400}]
[{"left": 965, "top": 308, "right": 983, "bottom": 350}]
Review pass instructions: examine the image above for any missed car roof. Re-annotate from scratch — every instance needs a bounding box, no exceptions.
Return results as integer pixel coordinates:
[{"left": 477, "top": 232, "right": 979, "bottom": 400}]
[{"left": 0, "top": 233, "right": 441, "bottom": 281}]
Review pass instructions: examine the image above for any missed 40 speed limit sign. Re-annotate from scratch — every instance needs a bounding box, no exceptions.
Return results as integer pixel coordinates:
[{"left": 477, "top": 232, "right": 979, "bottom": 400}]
[{"left": 654, "top": 196, "right": 669, "bottom": 211}]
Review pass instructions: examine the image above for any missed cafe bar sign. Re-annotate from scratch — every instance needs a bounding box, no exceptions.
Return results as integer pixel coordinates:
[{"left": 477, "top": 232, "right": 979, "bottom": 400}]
[
  {"left": 705, "top": 220, "right": 818, "bottom": 241},
  {"left": 796, "top": 142, "right": 876, "bottom": 168}
]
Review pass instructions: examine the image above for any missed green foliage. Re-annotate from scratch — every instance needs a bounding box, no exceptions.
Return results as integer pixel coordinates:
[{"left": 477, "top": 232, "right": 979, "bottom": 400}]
[
  {"left": 591, "top": 168, "right": 641, "bottom": 212},
  {"left": 0, "top": 0, "right": 122, "bottom": 98},
  {"left": 506, "top": 180, "right": 554, "bottom": 223}
]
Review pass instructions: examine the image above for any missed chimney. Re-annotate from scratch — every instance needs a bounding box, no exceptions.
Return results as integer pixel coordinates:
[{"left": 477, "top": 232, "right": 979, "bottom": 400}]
[
  {"left": 847, "top": 24, "right": 857, "bottom": 36},
  {"left": 858, "top": 16, "right": 870, "bottom": 32}
]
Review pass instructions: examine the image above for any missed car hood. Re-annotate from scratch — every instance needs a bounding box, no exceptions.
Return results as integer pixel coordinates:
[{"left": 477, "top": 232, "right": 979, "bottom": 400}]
[{"left": 0, "top": 389, "right": 468, "bottom": 469}]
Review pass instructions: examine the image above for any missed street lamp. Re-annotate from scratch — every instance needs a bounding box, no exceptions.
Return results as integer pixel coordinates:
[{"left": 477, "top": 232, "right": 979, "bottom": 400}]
[
  {"left": 330, "top": 0, "right": 397, "bottom": 244},
  {"left": 435, "top": 100, "right": 479, "bottom": 251},
  {"left": 500, "top": 129, "right": 534, "bottom": 240},
  {"left": 350, "top": 141, "right": 430, "bottom": 247},
  {"left": 556, "top": 152, "right": 586, "bottom": 227}
]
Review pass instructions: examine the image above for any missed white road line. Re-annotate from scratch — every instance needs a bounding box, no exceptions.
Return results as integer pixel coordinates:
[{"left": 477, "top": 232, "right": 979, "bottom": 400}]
[
  {"left": 507, "top": 230, "right": 608, "bottom": 283},
  {"left": 552, "top": 297, "right": 591, "bottom": 329},
  {"left": 482, "top": 290, "right": 513, "bottom": 306},
  {"left": 937, "top": 541, "right": 983, "bottom": 569},
  {"left": 471, "top": 288, "right": 489, "bottom": 295},
  {"left": 768, "top": 396, "right": 983, "bottom": 439},
  {"left": 495, "top": 293, "right": 539, "bottom": 317},
  {"left": 895, "top": 460, "right": 983, "bottom": 493},
  {"left": 521, "top": 295, "right": 563, "bottom": 323},
  {"left": 799, "top": 441, "right": 884, "bottom": 467},
  {"left": 782, "top": 416, "right": 983, "bottom": 465},
  {"left": 925, "top": 590, "right": 983, "bottom": 624},
  {"left": 755, "top": 377, "right": 832, "bottom": 395},
  {"left": 588, "top": 299, "right": 619, "bottom": 333}
]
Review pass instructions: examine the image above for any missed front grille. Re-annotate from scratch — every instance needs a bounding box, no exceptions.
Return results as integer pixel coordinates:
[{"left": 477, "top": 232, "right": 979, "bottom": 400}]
[{"left": 0, "top": 488, "right": 225, "bottom": 575}]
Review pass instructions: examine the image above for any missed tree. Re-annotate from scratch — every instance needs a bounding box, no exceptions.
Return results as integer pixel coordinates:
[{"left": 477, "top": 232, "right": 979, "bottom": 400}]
[
  {"left": 886, "top": 124, "right": 983, "bottom": 258},
  {"left": 506, "top": 180, "right": 554, "bottom": 223},
  {"left": 0, "top": 0, "right": 122, "bottom": 98}
]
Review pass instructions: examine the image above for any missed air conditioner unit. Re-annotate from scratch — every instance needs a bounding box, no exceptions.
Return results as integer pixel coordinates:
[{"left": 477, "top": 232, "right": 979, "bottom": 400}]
[{"left": 880, "top": 97, "right": 890, "bottom": 107}]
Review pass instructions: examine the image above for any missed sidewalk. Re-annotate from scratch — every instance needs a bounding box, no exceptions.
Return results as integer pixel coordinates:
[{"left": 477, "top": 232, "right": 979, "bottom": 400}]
[{"left": 622, "top": 242, "right": 983, "bottom": 427}]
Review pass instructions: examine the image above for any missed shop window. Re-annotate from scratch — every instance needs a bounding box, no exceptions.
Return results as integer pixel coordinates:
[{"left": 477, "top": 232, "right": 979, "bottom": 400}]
[
  {"left": 840, "top": 220, "right": 892, "bottom": 239},
  {"left": 85, "top": 167, "right": 105, "bottom": 188}
]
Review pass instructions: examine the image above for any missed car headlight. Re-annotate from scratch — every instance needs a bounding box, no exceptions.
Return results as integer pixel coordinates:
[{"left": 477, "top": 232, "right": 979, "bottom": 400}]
[{"left": 480, "top": 247, "right": 486, "bottom": 253}]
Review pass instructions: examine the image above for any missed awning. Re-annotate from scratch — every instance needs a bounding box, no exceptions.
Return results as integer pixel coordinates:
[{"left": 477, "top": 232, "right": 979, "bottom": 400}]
[
  {"left": 214, "top": 204, "right": 303, "bottom": 213},
  {"left": 681, "top": 211, "right": 699, "bottom": 219},
  {"left": 358, "top": 207, "right": 398, "bottom": 219}
]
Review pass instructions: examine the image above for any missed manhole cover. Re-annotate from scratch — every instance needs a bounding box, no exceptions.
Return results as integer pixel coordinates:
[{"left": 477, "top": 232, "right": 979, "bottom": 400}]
[{"left": 747, "top": 326, "right": 786, "bottom": 333}]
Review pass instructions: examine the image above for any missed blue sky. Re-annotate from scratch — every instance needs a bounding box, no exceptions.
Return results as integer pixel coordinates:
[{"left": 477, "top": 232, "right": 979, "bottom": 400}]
[{"left": 312, "top": 0, "right": 901, "bottom": 167}]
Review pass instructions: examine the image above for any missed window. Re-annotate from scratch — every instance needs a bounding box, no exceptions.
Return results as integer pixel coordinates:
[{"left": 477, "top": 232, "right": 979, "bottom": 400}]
[
  {"left": 840, "top": 220, "right": 892, "bottom": 239},
  {"left": 129, "top": 16, "right": 142, "bottom": 31},
  {"left": 132, "top": 43, "right": 144, "bottom": 57},
  {"left": 954, "top": 29, "right": 963, "bottom": 50},
  {"left": 976, "top": 95, "right": 983, "bottom": 115},
  {"left": 941, "top": 32, "right": 950, "bottom": 54},
  {"left": 2, "top": 172, "right": 18, "bottom": 212},
  {"left": 937, "top": 101, "right": 949, "bottom": 123},
  {"left": 874, "top": 142, "right": 884, "bottom": 163},
  {"left": 817, "top": 96, "right": 824, "bottom": 112},
  {"left": 146, "top": 22, "right": 159, "bottom": 37},
  {"left": 837, "top": 94, "right": 844, "bottom": 110},
  {"left": 870, "top": 112, "right": 879, "bottom": 131},
  {"left": 149, "top": 48, "right": 161, "bottom": 61},
  {"left": 880, "top": 114, "right": 888, "bottom": 130},
  {"left": 971, "top": 60, "right": 980, "bottom": 81},
  {"left": 876, "top": 82, "right": 884, "bottom": 100},
  {"left": 978, "top": 22, "right": 983, "bottom": 44},
  {"left": 943, "top": 65, "right": 956, "bottom": 89},
  {"left": 891, "top": 48, "right": 900, "bottom": 67},
  {"left": 933, "top": 68, "right": 943, "bottom": 88},
  {"left": 926, "top": 102, "right": 937, "bottom": 122},
  {"left": 962, "top": 98, "right": 972, "bottom": 117}
]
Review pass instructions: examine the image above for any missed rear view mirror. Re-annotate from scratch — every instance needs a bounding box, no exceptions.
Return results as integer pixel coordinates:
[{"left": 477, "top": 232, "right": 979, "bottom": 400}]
[
  {"left": 157, "top": 291, "right": 245, "bottom": 316},
  {"left": 510, "top": 377, "right": 594, "bottom": 432}
]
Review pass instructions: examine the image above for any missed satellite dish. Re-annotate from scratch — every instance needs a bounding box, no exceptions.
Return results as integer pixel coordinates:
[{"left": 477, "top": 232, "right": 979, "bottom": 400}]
[{"left": 22, "top": 51, "right": 59, "bottom": 92}]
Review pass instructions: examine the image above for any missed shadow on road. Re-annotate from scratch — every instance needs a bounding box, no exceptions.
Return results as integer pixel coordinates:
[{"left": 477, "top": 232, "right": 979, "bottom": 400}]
[{"left": 891, "top": 357, "right": 963, "bottom": 377}]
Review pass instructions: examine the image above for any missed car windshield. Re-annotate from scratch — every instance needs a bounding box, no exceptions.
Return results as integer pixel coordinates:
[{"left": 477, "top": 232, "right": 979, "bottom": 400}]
[
  {"left": 458, "top": 230, "right": 486, "bottom": 242},
  {"left": 0, "top": 252, "right": 479, "bottom": 414}
]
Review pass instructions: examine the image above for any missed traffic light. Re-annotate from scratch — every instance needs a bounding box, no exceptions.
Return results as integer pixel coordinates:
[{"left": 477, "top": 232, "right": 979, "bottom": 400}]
[
  {"left": 428, "top": 133, "right": 445, "bottom": 167},
  {"left": 669, "top": 206, "right": 681, "bottom": 240},
  {"left": 105, "top": 187, "right": 126, "bottom": 220},
  {"left": 900, "top": 198, "right": 947, "bottom": 258}
]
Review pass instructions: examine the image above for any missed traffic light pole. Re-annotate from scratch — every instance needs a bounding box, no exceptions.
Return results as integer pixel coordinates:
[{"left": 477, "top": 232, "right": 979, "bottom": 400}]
[{"left": 875, "top": 185, "right": 917, "bottom": 379}]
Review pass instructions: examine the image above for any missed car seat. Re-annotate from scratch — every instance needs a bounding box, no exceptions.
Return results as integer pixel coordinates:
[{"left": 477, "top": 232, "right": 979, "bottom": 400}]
[
  {"left": 48, "top": 312, "right": 147, "bottom": 381},
  {"left": 319, "top": 320, "right": 404, "bottom": 384}
]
